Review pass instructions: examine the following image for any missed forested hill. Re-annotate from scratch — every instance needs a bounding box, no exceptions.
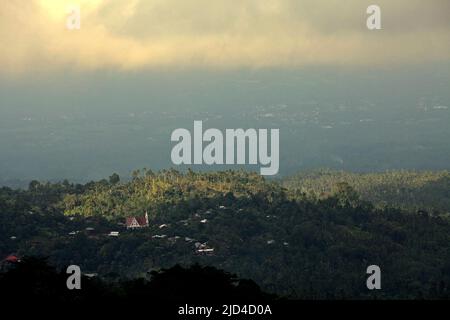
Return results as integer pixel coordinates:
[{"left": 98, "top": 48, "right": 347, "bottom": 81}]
[
  {"left": 284, "top": 169, "right": 450, "bottom": 214},
  {"left": 1, "top": 169, "right": 450, "bottom": 299}
]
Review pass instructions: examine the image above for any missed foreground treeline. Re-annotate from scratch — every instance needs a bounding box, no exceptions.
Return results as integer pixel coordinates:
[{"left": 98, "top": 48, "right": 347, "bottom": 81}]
[
  {"left": 0, "top": 257, "right": 275, "bottom": 304},
  {"left": 1, "top": 169, "right": 450, "bottom": 299}
]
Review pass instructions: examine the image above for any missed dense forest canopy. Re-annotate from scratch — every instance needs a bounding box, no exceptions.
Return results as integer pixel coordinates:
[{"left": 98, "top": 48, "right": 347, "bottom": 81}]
[
  {"left": 283, "top": 169, "right": 450, "bottom": 213},
  {"left": 1, "top": 169, "right": 450, "bottom": 299}
]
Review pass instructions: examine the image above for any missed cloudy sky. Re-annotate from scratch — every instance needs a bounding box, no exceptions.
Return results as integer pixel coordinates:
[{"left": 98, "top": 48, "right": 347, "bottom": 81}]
[
  {"left": 1, "top": 0, "right": 450, "bottom": 75},
  {"left": 0, "top": 1, "right": 449, "bottom": 182}
]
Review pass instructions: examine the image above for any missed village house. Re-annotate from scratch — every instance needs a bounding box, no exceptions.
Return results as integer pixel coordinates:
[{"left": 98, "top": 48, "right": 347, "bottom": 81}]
[
  {"left": 197, "top": 248, "right": 214, "bottom": 254},
  {"left": 126, "top": 211, "right": 149, "bottom": 229},
  {"left": 83, "top": 273, "right": 98, "bottom": 278},
  {"left": 4, "top": 255, "right": 20, "bottom": 263},
  {"left": 195, "top": 242, "right": 215, "bottom": 255},
  {"left": 152, "top": 234, "right": 167, "bottom": 239},
  {"left": 0, "top": 254, "right": 20, "bottom": 272}
]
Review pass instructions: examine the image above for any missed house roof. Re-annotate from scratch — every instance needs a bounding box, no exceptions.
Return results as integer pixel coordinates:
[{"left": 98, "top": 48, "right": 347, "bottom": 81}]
[
  {"left": 126, "top": 216, "right": 148, "bottom": 227},
  {"left": 4, "top": 255, "right": 19, "bottom": 263}
]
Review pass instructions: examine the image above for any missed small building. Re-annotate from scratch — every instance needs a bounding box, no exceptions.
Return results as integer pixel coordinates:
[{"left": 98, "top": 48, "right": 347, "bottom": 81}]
[
  {"left": 126, "top": 212, "right": 149, "bottom": 229},
  {"left": 4, "top": 255, "right": 20, "bottom": 263},
  {"left": 0, "top": 255, "right": 20, "bottom": 272},
  {"left": 195, "top": 242, "right": 215, "bottom": 255},
  {"left": 83, "top": 273, "right": 98, "bottom": 278},
  {"left": 197, "top": 248, "right": 214, "bottom": 254},
  {"left": 108, "top": 231, "right": 120, "bottom": 237}
]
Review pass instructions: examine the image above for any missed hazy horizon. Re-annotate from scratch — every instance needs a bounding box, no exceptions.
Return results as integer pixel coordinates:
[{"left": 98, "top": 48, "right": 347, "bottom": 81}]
[{"left": 1, "top": 1, "right": 449, "bottom": 185}]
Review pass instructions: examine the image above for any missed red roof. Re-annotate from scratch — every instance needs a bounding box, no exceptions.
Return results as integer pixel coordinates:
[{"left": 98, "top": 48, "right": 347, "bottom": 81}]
[
  {"left": 125, "top": 217, "right": 135, "bottom": 226},
  {"left": 5, "top": 255, "right": 19, "bottom": 263},
  {"left": 135, "top": 216, "right": 148, "bottom": 225},
  {"left": 126, "top": 215, "right": 148, "bottom": 227}
]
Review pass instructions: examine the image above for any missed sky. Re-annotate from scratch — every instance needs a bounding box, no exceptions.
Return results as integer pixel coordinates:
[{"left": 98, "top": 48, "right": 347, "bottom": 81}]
[{"left": 1, "top": 0, "right": 450, "bottom": 75}]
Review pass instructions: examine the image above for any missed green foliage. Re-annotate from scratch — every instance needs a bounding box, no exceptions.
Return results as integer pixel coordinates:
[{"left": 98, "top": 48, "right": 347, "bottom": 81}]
[
  {"left": 284, "top": 169, "right": 450, "bottom": 214},
  {"left": 1, "top": 169, "right": 450, "bottom": 299},
  {"left": 109, "top": 173, "right": 120, "bottom": 185}
]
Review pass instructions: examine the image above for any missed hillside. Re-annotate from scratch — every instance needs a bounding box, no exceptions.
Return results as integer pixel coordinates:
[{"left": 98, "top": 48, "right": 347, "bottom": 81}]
[
  {"left": 283, "top": 169, "right": 450, "bottom": 214},
  {"left": 1, "top": 169, "right": 450, "bottom": 299}
]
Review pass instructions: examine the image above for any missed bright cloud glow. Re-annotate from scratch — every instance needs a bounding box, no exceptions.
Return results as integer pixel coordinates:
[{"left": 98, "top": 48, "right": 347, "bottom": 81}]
[{"left": 1, "top": 0, "right": 449, "bottom": 75}]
